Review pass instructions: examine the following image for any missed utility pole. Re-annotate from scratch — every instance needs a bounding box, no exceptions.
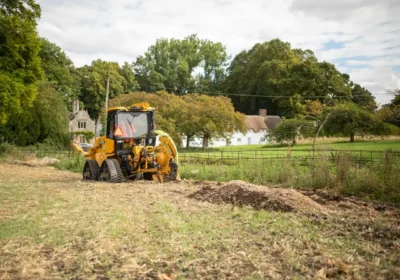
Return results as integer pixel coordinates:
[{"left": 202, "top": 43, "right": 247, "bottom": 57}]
[
  {"left": 102, "top": 75, "right": 110, "bottom": 136},
  {"left": 105, "top": 75, "right": 110, "bottom": 112}
]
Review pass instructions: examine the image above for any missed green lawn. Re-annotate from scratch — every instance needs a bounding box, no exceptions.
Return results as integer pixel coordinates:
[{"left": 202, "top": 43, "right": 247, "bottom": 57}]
[
  {"left": 217, "top": 139, "right": 400, "bottom": 151},
  {"left": 179, "top": 139, "right": 400, "bottom": 161}
]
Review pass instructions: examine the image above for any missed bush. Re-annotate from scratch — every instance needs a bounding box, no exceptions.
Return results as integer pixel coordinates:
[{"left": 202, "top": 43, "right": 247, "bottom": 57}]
[{"left": 53, "top": 154, "right": 85, "bottom": 173}]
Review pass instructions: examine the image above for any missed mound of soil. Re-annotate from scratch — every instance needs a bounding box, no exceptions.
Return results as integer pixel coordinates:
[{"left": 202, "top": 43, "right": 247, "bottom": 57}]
[{"left": 189, "top": 180, "right": 327, "bottom": 215}]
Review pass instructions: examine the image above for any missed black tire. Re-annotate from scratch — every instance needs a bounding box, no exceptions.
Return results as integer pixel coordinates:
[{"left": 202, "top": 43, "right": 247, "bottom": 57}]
[
  {"left": 110, "top": 159, "right": 124, "bottom": 182},
  {"left": 169, "top": 161, "right": 179, "bottom": 181},
  {"left": 98, "top": 159, "right": 120, "bottom": 183},
  {"left": 83, "top": 160, "right": 99, "bottom": 181}
]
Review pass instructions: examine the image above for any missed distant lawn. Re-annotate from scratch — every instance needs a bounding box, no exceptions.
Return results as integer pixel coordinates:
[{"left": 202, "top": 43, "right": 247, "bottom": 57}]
[
  {"left": 179, "top": 139, "right": 400, "bottom": 161},
  {"left": 217, "top": 139, "right": 400, "bottom": 151}
]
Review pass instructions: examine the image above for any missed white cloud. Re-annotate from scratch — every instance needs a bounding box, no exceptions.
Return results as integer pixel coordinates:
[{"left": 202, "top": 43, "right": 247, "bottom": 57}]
[{"left": 37, "top": 0, "right": 400, "bottom": 104}]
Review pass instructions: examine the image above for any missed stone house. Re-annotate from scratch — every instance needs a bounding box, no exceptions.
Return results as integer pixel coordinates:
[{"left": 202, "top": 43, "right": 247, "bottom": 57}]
[{"left": 69, "top": 99, "right": 96, "bottom": 144}]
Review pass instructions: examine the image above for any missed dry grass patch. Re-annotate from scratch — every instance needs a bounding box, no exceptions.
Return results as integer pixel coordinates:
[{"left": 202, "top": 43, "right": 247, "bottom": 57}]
[{"left": 0, "top": 164, "right": 399, "bottom": 279}]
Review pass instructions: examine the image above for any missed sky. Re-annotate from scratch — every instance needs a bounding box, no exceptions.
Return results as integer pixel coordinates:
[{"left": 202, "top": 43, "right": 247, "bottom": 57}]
[{"left": 37, "top": 0, "right": 400, "bottom": 105}]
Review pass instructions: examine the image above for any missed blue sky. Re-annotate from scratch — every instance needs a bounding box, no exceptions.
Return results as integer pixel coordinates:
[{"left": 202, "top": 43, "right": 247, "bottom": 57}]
[{"left": 37, "top": 0, "right": 400, "bottom": 105}]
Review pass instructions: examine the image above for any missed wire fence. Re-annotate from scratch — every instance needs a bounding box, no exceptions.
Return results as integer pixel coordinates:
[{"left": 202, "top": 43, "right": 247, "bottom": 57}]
[
  {"left": 16, "top": 147, "right": 75, "bottom": 159},
  {"left": 178, "top": 148, "right": 400, "bottom": 165},
  {"left": 13, "top": 146, "right": 400, "bottom": 165}
]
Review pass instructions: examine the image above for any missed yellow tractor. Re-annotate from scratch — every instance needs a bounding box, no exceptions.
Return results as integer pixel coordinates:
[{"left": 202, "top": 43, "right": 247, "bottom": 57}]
[{"left": 72, "top": 102, "right": 179, "bottom": 183}]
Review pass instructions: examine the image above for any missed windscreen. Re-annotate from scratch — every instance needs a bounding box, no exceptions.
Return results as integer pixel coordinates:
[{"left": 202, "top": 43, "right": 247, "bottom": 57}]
[{"left": 114, "top": 112, "right": 149, "bottom": 138}]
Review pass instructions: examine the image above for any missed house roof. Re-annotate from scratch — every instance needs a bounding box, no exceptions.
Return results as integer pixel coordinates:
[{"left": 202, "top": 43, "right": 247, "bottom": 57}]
[
  {"left": 265, "top": 116, "right": 282, "bottom": 130},
  {"left": 245, "top": 116, "right": 268, "bottom": 133}
]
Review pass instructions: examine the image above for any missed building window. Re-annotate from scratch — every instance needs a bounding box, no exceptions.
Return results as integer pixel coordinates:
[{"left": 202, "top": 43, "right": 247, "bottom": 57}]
[
  {"left": 248, "top": 138, "right": 251, "bottom": 144},
  {"left": 79, "top": 136, "right": 85, "bottom": 143},
  {"left": 260, "top": 137, "right": 266, "bottom": 142},
  {"left": 237, "top": 138, "right": 241, "bottom": 142},
  {"left": 78, "top": 121, "right": 86, "bottom": 129}
]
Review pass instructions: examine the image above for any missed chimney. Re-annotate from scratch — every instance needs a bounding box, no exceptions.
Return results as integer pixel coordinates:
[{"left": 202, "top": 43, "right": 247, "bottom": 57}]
[
  {"left": 72, "top": 99, "right": 80, "bottom": 113},
  {"left": 259, "top": 109, "right": 267, "bottom": 117}
]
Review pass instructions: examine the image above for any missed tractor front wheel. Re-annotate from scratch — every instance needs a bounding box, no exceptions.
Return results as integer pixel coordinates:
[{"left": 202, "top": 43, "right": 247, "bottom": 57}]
[{"left": 83, "top": 160, "right": 99, "bottom": 181}]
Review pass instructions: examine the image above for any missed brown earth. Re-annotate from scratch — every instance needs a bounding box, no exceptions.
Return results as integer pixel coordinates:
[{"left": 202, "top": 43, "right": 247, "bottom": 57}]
[{"left": 188, "top": 180, "right": 328, "bottom": 215}]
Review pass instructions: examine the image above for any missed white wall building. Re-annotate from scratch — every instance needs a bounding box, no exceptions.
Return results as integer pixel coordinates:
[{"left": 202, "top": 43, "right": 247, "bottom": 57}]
[{"left": 182, "top": 109, "right": 282, "bottom": 148}]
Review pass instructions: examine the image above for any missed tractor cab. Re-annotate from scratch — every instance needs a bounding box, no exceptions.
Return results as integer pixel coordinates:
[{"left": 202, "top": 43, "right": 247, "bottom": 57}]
[{"left": 106, "top": 104, "right": 157, "bottom": 150}]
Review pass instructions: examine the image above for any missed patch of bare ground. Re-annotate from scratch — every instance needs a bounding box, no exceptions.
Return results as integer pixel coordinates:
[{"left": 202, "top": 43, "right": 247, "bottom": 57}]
[{"left": 1, "top": 164, "right": 400, "bottom": 279}]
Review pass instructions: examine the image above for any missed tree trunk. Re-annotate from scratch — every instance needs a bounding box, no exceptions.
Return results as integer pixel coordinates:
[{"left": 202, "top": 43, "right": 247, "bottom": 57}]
[
  {"left": 202, "top": 135, "right": 209, "bottom": 151},
  {"left": 350, "top": 132, "right": 355, "bottom": 142},
  {"left": 186, "top": 134, "right": 192, "bottom": 149}
]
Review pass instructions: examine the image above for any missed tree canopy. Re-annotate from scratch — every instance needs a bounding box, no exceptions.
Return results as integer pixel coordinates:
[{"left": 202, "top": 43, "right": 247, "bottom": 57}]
[
  {"left": 134, "top": 34, "right": 228, "bottom": 94},
  {"left": 323, "top": 102, "right": 396, "bottom": 142},
  {"left": 224, "top": 39, "right": 353, "bottom": 117},
  {"left": 39, "top": 38, "right": 80, "bottom": 106},
  {"left": 78, "top": 60, "right": 139, "bottom": 121},
  {"left": 0, "top": 0, "right": 43, "bottom": 124},
  {"left": 377, "top": 90, "right": 400, "bottom": 128}
]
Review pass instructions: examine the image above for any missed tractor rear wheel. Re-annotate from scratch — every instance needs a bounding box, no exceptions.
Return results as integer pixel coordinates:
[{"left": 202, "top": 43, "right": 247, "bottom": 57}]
[
  {"left": 110, "top": 159, "right": 124, "bottom": 182},
  {"left": 83, "top": 160, "right": 99, "bottom": 181},
  {"left": 98, "top": 159, "right": 122, "bottom": 183}
]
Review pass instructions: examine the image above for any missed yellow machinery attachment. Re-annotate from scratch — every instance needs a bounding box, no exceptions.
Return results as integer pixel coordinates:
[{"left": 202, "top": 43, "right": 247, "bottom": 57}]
[{"left": 72, "top": 103, "right": 180, "bottom": 183}]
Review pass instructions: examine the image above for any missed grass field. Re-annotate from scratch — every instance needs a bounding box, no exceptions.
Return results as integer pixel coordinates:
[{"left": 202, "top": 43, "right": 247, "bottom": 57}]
[
  {"left": 179, "top": 140, "right": 400, "bottom": 162},
  {"left": 218, "top": 139, "right": 400, "bottom": 151},
  {"left": 1, "top": 163, "right": 400, "bottom": 279}
]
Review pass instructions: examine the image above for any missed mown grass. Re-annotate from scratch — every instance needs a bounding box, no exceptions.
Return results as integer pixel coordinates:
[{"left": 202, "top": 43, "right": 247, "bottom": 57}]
[
  {"left": 179, "top": 139, "right": 400, "bottom": 161},
  {"left": 1, "top": 165, "right": 399, "bottom": 279},
  {"left": 216, "top": 139, "right": 400, "bottom": 151}
]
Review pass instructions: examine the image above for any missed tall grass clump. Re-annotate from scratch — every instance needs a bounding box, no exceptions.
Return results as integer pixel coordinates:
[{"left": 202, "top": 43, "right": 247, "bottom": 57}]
[
  {"left": 53, "top": 153, "right": 85, "bottom": 173},
  {"left": 180, "top": 148, "right": 400, "bottom": 204}
]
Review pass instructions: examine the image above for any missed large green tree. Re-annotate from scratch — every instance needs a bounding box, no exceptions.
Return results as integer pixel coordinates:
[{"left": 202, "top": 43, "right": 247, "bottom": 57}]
[
  {"left": 0, "top": 82, "right": 69, "bottom": 146},
  {"left": 324, "top": 102, "right": 393, "bottom": 142},
  {"left": 39, "top": 38, "right": 80, "bottom": 106},
  {"left": 78, "top": 60, "right": 139, "bottom": 121},
  {"left": 224, "top": 39, "right": 352, "bottom": 117},
  {"left": 376, "top": 90, "right": 400, "bottom": 127},
  {"left": 134, "top": 34, "right": 228, "bottom": 94},
  {"left": 0, "top": 0, "right": 43, "bottom": 124},
  {"left": 181, "top": 94, "right": 245, "bottom": 149}
]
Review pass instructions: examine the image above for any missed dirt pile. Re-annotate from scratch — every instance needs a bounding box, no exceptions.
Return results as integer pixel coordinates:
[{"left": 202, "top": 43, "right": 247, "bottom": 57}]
[{"left": 189, "top": 180, "right": 327, "bottom": 215}]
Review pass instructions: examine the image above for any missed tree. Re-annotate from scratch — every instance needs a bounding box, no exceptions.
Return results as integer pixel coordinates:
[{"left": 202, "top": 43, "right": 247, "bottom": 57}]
[
  {"left": 78, "top": 60, "right": 137, "bottom": 121},
  {"left": 0, "top": 0, "right": 43, "bottom": 124},
  {"left": 350, "top": 84, "right": 377, "bottom": 112},
  {"left": 39, "top": 38, "right": 80, "bottom": 106},
  {"left": 134, "top": 34, "right": 228, "bottom": 94},
  {"left": 224, "top": 39, "right": 352, "bottom": 117},
  {"left": 181, "top": 94, "right": 245, "bottom": 149},
  {"left": 119, "top": 62, "right": 139, "bottom": 93},
  {"left": 324, "top": 102, "right": 387, "bottom": 142},
  {"left": 0, "top": 82, "right": 69, "bottom": 146},
  {"left": 376, "top": 90, "right": 400, "bottom": 127},
  {"left": 267, "top": 119, "right": 314, "bottom": 146}
]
